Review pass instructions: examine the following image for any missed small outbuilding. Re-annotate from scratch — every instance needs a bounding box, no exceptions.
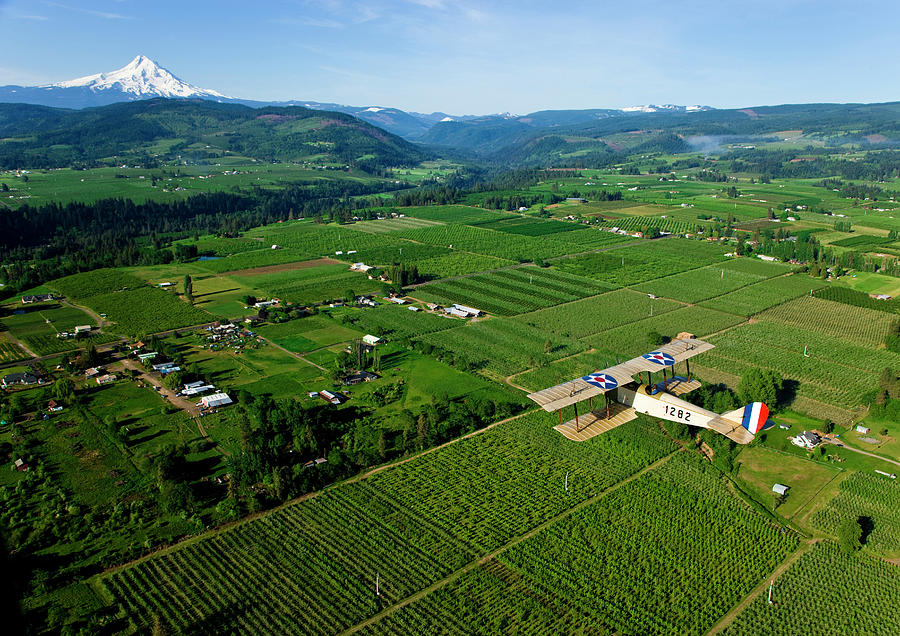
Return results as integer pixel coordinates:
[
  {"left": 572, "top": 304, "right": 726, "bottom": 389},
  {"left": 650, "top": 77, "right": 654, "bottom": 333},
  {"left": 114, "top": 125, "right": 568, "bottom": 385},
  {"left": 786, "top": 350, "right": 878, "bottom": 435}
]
[
  {"left": 856, "top": 425, "right": 870, "bottom": 434},
  {"left": 772, "top": 483, "right": 790, "bottom": 496}
]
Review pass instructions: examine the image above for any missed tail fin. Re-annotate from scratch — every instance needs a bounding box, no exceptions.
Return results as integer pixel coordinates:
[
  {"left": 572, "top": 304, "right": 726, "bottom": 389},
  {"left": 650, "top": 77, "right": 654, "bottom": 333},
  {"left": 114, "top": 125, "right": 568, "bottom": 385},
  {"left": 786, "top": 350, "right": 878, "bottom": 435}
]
[{"left": 723, "top": 402, "right": 769, "bottom": 435}]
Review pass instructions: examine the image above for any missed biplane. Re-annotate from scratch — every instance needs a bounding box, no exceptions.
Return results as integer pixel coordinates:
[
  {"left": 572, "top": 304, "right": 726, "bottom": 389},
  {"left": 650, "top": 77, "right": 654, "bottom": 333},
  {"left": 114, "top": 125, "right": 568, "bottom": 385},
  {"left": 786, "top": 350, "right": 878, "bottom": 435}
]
[{"left": 527, "top": 336, "right": 769, "bottom": 443}]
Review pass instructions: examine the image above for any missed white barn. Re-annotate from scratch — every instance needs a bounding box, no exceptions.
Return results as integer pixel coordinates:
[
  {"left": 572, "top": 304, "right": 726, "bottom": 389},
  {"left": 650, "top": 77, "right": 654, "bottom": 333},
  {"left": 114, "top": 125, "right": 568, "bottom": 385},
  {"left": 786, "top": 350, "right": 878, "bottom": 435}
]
[{"left": 200, "top": 393, "right": 232, "bottom": 408}]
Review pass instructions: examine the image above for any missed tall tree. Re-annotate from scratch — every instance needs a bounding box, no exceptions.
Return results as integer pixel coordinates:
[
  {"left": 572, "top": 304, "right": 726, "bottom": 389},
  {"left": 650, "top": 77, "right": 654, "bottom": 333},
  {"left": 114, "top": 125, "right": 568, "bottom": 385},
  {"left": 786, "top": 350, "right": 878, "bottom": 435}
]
[{"left": 184, "top": 275, "right": 193, "bottom": 304}]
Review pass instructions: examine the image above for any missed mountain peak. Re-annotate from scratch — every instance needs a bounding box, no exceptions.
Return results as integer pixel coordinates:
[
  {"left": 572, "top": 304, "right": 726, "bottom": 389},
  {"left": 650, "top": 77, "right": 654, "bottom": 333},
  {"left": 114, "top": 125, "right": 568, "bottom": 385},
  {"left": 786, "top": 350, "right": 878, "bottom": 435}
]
[{"left": 43, "top": 55, "right": 230, "bottom": 100}]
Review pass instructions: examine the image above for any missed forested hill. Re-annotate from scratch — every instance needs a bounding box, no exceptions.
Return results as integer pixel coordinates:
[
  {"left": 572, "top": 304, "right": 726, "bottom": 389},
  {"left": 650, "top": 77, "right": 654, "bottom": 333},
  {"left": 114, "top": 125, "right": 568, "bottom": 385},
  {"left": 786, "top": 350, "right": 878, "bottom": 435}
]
[
  {"left": 0, "top": 99, "right": 430, "bottom": 171},
  {"left": 421, "top": 101, "right": 900, "bottom": 162}
]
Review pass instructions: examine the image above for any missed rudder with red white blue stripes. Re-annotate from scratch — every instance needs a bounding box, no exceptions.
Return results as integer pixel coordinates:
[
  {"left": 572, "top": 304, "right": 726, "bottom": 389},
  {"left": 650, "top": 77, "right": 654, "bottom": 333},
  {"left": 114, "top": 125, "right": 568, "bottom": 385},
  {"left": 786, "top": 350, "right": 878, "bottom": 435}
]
[{"left": 740, "top": 402, "right": 769, "bottom": 434}]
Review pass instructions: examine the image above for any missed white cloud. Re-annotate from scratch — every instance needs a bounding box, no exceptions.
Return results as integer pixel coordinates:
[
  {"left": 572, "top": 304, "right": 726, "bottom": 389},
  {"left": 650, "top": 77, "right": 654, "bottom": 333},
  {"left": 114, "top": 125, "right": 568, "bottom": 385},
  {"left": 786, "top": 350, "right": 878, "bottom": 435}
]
[{"left": 43, "top": 1, "right": 132, "bottom": 19}]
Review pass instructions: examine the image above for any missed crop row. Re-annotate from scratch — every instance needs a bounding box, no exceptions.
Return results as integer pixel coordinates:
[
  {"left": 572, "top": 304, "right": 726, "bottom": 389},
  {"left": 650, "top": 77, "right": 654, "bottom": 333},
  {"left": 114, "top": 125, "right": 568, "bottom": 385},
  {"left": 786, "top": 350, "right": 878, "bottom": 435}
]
[
  {"left": 412, "top": 252, "right": 514, "bottom": 278},
  {"left": 723, "top": 543, "right": 900, "bottom": 636},
  {"left": 338, "top": 304, "right": 458, "bottom": 340},
  {"left": 810, "top": 472, "right": 900, "bottom": 555},
  {"left": 101, "top": 411, "right": 675, "bottom": 633},
  {"left": 596, "top": 214, "right": 707, "bottom": 235},
  {"left": 582, "top": 305, "right": 745, "bottom": 360},
  {"left": 399, "top": 205, "right": 514, "bottom": 225},
  {"left": 0, "top": 341, "right": 27, "bottom": 363},
  {"left": 395, "top": 225, "right": 589, "bottom": 261},
  {"left": 701, "top": 325, "right": 887, "bottom": 408},
  {"left": 519, "top": 289, "right": 683, "bottom": 338},
  {"left": 86, "top": 288, "right": 212, "bottom": 337},
  {"left": 418, "top": 267, "right": 609, "bottom": 316},
  {"left": 362, "top": 412, "right": 676, "bottom": 554},
  {"left": 499, "top": 453, "right": 799, "bottom": 635},
  {"left": 709, "top": 321, "right": 900, "bottom": 375},
  {"left": 350, "top": 217, "right": 444, "bottom": 233},
  {"left": 51, "top": 268, "right": 146, "bottom": 299},
  {"left": 813, "top": 285, "right": 900, "bottom": 314},
  {"left": 700, "top": 274, "right": 827, "bottom": 317},
  {"left": 758, "top": 296, "right": 896, "bottom": 347},
  {"left": 22, "top": 332, "right": 119, "bottom": 356},
  {"left": 103, "top": 487, "right": 463, "bottom": 634},
  {"left": 472, "top": 216, "right": 583, "bottom": 236},
  {"left": 359, "top": 562, "right": 595, "bottom": 635},
  {"left": 555, "top": 238, "right": 727, "bottom": 286},
  {"left": 633, "top": 259, "right": 789, "bottom": 304},
  {"left": 416, "top": 318, "right": 587, "bottom": 376}
]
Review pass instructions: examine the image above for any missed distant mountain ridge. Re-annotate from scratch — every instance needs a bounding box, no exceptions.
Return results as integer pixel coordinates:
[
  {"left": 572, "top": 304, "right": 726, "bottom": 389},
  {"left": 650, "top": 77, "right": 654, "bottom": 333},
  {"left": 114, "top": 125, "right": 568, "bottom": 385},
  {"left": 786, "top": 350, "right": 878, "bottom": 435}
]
[{"left": 0, "top": 55, "right": 713, "bottom": 140}]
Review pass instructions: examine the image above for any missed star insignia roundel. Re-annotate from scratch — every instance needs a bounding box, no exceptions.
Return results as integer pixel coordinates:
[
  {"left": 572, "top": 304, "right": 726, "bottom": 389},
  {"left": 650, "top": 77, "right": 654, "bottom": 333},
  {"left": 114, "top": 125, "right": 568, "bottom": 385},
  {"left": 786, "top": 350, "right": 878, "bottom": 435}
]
[
  {"left": 582, "top": 373, "right": 618, "bottom": 390},
  {"left": 642, "top": 351, "right": 675, "bottom": 366}
]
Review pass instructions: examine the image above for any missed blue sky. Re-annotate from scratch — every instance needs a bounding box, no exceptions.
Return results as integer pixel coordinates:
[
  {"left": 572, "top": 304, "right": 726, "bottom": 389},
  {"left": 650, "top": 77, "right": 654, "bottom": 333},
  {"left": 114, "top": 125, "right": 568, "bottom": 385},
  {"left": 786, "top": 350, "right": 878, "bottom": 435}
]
[{"left": 0, "top": 0, "right": 897, "bottom": 114}]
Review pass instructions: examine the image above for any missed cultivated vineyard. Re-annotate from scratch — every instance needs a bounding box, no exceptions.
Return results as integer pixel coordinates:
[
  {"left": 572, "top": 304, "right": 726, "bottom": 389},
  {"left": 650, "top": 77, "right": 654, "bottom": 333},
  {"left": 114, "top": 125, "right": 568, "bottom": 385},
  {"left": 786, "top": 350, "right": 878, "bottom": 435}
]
[
  {"left": 518, "top": 288, "right": 682, "bottom": 338},
  {"left": 811, "top": 472, "right": 900, "bottom": 556},
  {"left": 723, "top": 543, "right": 900, "bottom": 636},
  {"left": 416, "top": 266, "right": 611, "bottom": 316},
  {"left": 757, "top": 296, "right": 896, "bottom": 347},
  {"left": 700, "top": 274, "right": 826, "bottom": 317},
  {"left": 499, "top": 453, "right": 798, "bottom": 635},
  {"left": 417, "top": 317, "right": 587, "bottom": 375}
]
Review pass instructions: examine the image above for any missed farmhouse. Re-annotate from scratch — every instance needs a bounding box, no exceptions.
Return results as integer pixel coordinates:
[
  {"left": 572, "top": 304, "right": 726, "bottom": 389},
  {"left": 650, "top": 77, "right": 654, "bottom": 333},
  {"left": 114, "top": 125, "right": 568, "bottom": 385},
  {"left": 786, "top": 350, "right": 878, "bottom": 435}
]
[
  {"left": 96, "top": 374, "right": 117, "bottom": 385},
  {"left": 791, "top": 430, "right": 822, "bottom": 449},
  {"left": 2, "top": 372, "right": 40, "bottom": 388},
  {"left": 85, "top": 367, "right": 103, "bottom": 379},
  {"left": 343, "top": 370, "right": 379, "bottom": 385},
  {"left": 21, "top": 294, "right": 55, "bottom": 304},
  {"left": 199, "top": 393, "right": 233, "bottom": 408},
  {"left": 772, "top": 483, "right": 790, "bottom": 496},
  {"left": 74, "top": 325, "right": 92, "bottom": 334},
  {"left": 350, "top": 262, "right": 374, "bottom": 273}
]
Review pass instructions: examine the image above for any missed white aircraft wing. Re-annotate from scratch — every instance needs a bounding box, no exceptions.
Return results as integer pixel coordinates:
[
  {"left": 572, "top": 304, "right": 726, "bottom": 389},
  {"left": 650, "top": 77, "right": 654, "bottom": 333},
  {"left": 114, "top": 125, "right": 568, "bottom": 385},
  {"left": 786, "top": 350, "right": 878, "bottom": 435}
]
[{"left": 527, "top": 337, "right": 714, "bottom": 412}]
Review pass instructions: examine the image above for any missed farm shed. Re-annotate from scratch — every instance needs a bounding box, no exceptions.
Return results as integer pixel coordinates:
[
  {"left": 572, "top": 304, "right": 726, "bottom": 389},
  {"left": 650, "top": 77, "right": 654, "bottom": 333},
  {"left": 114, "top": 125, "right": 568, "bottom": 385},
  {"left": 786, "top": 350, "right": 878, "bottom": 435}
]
[
  {"left": 452, "top": 304, "right": 482, "bottom": 317},
  {"left": 200, "top": 393, "right": 233, "bottom": 408},
  {"left": 772, "top": 483, "right": 790, "bottom": 496},
  {"left": 362, "top": 334, "right": 382, "bottom": 346},
  {"left": 856, "top": 425, "right": 870, "bottom": 434},
  {"left": 74, "top": 325, "right": 91, "bottom": 333},
  {"left": 182, "top": 384, "right": 215, "bottom": 396},
  {"left": 319, "top": 390, "right": 344, "bottom": 405}
]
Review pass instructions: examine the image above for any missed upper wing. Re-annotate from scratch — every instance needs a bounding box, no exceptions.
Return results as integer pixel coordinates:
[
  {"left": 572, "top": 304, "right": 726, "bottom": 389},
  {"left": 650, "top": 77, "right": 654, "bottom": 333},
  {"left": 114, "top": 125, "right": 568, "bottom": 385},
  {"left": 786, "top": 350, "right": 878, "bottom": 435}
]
[{"left": 528, "top": 337, "right": 714, "bottom": 412}]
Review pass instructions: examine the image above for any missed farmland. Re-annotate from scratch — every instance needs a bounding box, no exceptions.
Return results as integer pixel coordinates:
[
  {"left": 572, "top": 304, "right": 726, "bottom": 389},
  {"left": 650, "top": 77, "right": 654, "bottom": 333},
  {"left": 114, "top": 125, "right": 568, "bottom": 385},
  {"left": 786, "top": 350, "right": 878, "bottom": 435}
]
[
  {"left": 414, "top": 266, "right": 613, "bottom": 316},
  {"left": 723, "top": 543, "right": 900, "bottom": 636},
  {"left": 756, "top": 296, "right": 897, "bottom": 348},
  {"left": 810, "top": 472, "right": 900, "bottom": 556},
  {"left": 417, "top": 317, "right": 587, "bottom": 376},
  {"left": 6, "top": 160, "right": 900, "bottom": 635}
]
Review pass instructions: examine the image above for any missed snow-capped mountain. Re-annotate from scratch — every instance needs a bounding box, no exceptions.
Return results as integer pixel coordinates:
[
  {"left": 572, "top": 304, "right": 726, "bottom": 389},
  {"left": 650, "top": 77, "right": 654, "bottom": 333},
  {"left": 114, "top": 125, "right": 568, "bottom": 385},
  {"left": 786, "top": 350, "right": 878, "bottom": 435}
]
[
  {"left": 0, "top": 55, "right": 230, "bottom": 109},
  {"left": 621, "top": 104, "right": 713, "bottom": 113},
  {"left": 45, "top": 55, "right": 230, "bottom": 99}
]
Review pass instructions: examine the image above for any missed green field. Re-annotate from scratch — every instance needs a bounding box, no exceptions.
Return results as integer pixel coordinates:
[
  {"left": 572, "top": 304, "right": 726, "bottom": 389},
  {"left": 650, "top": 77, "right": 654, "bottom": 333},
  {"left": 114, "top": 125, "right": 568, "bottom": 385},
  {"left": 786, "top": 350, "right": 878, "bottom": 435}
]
[{"left": 723, "top": 543, "right": 900, "bottom": 636}]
